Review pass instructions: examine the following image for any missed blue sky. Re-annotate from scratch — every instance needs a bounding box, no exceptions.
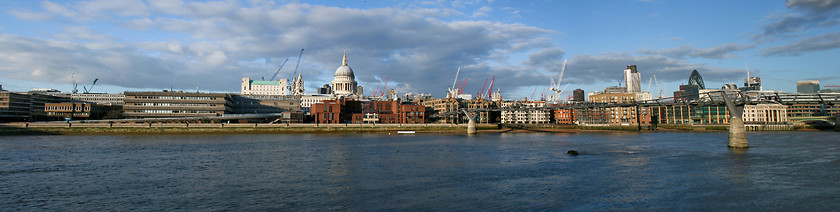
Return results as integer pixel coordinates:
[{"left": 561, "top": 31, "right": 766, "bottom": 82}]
[{"left": 0, "top": 0, "right": 838, "bottom": 99}]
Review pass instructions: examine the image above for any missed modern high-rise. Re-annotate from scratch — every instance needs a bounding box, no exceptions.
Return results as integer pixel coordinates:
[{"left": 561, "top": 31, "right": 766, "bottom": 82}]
[
  {"left": 572, "top": 89, "right": 585, "bottom": 102},
  {"left": 796, "top": 80, "right": 820, "bottom": 94},
  {"left": 688, "top": 70, "right": 706, "bottom": 89},
  {"left": 624, "top": 65, "right": 641, "bottom": 93}
]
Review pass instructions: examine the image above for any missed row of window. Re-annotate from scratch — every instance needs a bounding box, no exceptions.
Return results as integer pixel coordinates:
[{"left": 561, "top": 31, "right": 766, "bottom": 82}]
[
  {"left": 46, "top": 106, "right": 91, "bottom": 111},
  {"left": 132, "top": 110, "right": 216, "bottom": 113},
  {"left": 133, "top": 103, "right": 217, "bottom": 107},
  {"left": 132, "top": 96, "right": 216, "bottom": 100}
]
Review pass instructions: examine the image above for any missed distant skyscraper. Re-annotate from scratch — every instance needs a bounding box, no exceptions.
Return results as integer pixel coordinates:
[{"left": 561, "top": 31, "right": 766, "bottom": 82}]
[
  {"left": 688, "top": 70, "right": 705, "bottom": 89},
  {"left": 624, "top": 65, "right": 641, "bottom": 93},
  {"left": 796, "top": 80, "right": 820, "bottom": 94},
  {"left": 573, "top": 89, "right": 585, "bottom": 102}
]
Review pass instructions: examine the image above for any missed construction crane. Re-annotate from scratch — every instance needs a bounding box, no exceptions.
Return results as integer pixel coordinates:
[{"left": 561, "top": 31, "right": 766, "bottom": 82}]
[
  {"left": 83, "top": 78, "right": 98, "bottom": 94},
  {"left": 288, "top": 49, "right": 304, "bottom": 81},
  {"left": 448, "top": 67, "right": 461, "bottom": 97},
  {"left": 373, "top": 78, "right": 382, "bottom": 97},
  {"left": 487, "top": 75, "right": 495, "bottom": 99},
  {"left": 262, "top": 58, "right": 289, "bottom": 81},
  {"left": 71, "top": 73, "right": 79, "bottom": 94},
  {"left": 380, "top": 76, "right": 389, "bottom": 98},
  {"left": 549, "top": 59, "right": 568, "bottom": 100}
]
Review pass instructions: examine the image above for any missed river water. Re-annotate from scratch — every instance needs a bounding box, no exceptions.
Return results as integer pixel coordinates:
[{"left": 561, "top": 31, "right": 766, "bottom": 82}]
[{"left": 2, "top": 131, "right": 839, "bottom": 211}]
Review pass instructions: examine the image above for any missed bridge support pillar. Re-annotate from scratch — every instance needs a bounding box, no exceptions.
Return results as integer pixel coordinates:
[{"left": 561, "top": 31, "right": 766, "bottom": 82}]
[
  {"left": 722, "top": 93, "right": 748, "bottom": 148},
  {"left": 728, "top": 117, "right": 749, "bottom": 148},
  {"left": 467, "top": 118, "right": 477, "bottom": 134},
  {"left": 462, "top": 109, "right": 477, "bottom": 135}
]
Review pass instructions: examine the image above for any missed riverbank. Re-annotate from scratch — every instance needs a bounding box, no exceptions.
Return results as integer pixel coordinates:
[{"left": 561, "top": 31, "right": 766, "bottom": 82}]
[
  {"left": 0, "top": 122, "right": 833, "bottom": 135},
  {"left": 0, "top": 123, "right": 494, "bottom": 135}
]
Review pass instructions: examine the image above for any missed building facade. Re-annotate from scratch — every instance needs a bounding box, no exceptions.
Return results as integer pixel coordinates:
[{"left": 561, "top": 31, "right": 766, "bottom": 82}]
[
  {"left": 743, "top": 103, "right": 790, "bottom": 131},
  {"left": 624, "top": 65, "right": 641, "bottom": 93},
  {"left": 500, "top": 101, "right": 550, "bottom": 124},
  {"left": 123, "top": 91, "right": 231, "bottom": 118},
  {"left": 350, "top": 100, "right": 425, "bottom": 124},
  {"left": 229, "top": 94, "right": 300, "bottom": 114},
  {"left": 588, "top": 93, "right": 651, "bottom": 125},
  {"left": 241, "top": 77, "right": 289, "bottom": 95},
  {"left": 70, "top": 93, "right": 125, "bottom": 106},
  {"left": 0, "top": 91, "right": 32, "bottom": 122},
  {"left": 44, "top": 102, "right": 106, "bottom": 120},
  {"left": 572, "top": 89, "right": 585, "bottom": 102},
  {"left": 796, "top": 80, "right": 820, "bottom": 94}
]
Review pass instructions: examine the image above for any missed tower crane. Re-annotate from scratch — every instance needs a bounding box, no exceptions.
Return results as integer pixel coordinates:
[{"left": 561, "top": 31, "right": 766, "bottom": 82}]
[
  {"left": 288, "top": 49, "right": 304, "bottom": 81},
  {"left": 72, "top": 73, "right": 79, "bottom": 94},
  {"left": 448, "top": 67, "right": 461, "bottom": 97},
  {"left": 549, "top": 59, "right": 568, "bottom": 100},
  {"left": 263, "top": 59, "right": 289, "bottom": 81},
  {"left": 83, "top": 78, "right": 98, "bottom": 94}
]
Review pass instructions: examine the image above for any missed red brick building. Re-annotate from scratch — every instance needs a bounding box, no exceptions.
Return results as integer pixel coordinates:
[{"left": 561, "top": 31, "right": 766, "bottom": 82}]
[
  {"left": 553, "top": 109, "right": 574, "bottom": 124},
  {"left": 351, "top": 100, "right": 425, "bottom": 124},
  {"left": 311, "top": 98, "right": 362, "bottom": 124}
]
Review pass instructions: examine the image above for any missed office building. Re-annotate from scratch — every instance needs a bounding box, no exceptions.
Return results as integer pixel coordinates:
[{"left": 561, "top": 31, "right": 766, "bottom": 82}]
[
  {"left": 241, "top": 77, "right": 289, "bottom": 95},
  {"left": 624, "top": 65, "right": 641, "bottom": 93},
  {"left": 229, "top": 94, "right": 300, "bottom": 114},
  {"left": 688, "top": 70, "right": 706, "bottom": 89},
  {"left": 44, "top": 102, "right": 106, "bottom": 120},
  {"left": 123, "top": 91, "right": 231, "bottom": 118},
  {"left": 796, "top": 80, "right": 820, "bottom": 94},
  {"left": 572, "top": 89, "right": 585, "bottom": 102}
]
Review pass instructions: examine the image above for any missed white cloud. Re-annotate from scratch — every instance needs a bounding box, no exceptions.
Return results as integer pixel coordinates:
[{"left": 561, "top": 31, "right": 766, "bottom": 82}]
[
  {"left": 1, "top": 1, "right": 567, "bottom": 97},
  {"left": 638, "top": 43, "right": 755, "bottom": 59},
  {"left": 472, "top": 6, "right": 492, "bottom": 18}
]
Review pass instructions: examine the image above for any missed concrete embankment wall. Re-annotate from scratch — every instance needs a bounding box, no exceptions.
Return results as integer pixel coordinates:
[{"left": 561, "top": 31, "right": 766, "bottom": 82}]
[
  {"left": 1, "top": 122, "right": 483, "bottom": 128},
  {"left": 0, "top": 122, "right": 500, "bottom": 135}
]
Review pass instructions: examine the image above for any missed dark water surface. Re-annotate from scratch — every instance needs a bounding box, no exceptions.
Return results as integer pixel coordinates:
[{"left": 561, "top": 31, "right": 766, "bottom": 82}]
[{"left": 2, "top": 131, "right": 840, "bottom": 211}]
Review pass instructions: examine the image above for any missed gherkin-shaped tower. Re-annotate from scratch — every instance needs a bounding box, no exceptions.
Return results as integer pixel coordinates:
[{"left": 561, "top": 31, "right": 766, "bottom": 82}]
[{"left": 688, "top": 70, "right": 705, "bottom": 89}]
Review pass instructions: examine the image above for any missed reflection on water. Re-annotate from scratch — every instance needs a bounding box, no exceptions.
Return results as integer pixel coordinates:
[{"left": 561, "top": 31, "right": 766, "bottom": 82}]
[{"left": 1, "top": 132, "right": 840, "bottom": 210}]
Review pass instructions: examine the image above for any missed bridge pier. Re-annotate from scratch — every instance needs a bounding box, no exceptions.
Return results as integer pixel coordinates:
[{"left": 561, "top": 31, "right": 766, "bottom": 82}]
[
  {"left": 462, "top": 109, "right": 477, "bottom": 134},
  {"left": 722, "top": 93, "right": 748, "bottom": 148}
]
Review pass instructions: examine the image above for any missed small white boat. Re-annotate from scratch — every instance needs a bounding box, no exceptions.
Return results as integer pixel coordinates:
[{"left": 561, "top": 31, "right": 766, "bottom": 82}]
[{"left": 397, "top": 131, "right": 415, "bottom": 134}]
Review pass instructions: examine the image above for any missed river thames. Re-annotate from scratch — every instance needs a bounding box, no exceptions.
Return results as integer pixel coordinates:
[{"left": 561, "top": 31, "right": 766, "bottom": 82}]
[{"left": 2, "top": 131, "right": 839, "bottom": 210}]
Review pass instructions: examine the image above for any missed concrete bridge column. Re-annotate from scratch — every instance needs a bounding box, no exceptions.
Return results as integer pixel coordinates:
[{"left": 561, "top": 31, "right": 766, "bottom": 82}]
[
  {"left": 722, "top": 93, "right": 748, "bottom": 148},
  {"left": 462, "top": 109, "right": 477, "bottom": 134},
  {"left": 467, "top": 118, "right": 476, "bottom": 134}
]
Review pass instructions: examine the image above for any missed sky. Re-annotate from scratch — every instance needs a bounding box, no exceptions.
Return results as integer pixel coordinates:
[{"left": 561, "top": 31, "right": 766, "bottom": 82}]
[{"left": 0, "top": 0, "right": 839, "bottom": 99}]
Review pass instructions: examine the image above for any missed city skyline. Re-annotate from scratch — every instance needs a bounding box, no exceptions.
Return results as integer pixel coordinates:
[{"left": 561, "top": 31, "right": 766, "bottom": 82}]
[{"left": 0, "top": 0, "right": 838, "bottom": 98}]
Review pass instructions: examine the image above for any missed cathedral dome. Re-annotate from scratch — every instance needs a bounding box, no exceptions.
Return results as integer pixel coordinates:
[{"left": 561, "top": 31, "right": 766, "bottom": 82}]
[{"left": 334, "top": 51, "right": 355, "bottom": 80}]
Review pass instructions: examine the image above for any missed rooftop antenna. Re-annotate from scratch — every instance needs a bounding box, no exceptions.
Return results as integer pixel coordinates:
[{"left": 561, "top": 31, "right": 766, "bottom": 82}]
[{"left": 745, "top": 62, "right": 751, "bottom": 87}]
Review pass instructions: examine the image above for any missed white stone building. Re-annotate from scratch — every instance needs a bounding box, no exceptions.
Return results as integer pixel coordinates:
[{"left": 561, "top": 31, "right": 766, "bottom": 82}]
[
  {"left": 241, "top": 77, "right": 288, "bottom": 95},
  {"left": 500, "top": 101, "right": 550, "bottom": 124},
  {"left": 742, "top": 103, "right": 790, "bottom": 131},
  {"left": 331, "top": 52, "right": 359, "bottom": 96}
]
